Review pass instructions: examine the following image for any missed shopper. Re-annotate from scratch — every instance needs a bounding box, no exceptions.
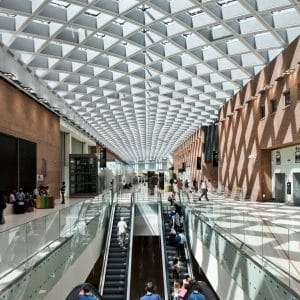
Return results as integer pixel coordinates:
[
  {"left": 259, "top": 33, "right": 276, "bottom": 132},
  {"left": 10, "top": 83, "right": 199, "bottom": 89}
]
[
  {"left": 140, "top": 282, "right": 161, "bottom": 300},
  {"left": 188, "top": 285, "right": 206, "bottom": 300},
  {"left": 117, "top": 217, "right": 127, "bottom": 248},
  {"left": 60, "top": 181, "right": 66, "bottom": 204},
  {"left": 199, "top": 181, "right": 209, "bottom": 201}
]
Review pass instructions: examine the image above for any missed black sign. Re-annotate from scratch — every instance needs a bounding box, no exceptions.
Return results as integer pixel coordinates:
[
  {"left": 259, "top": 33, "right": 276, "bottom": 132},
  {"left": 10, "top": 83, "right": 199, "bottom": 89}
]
[
  {"left": 212, "top": 150, "right": 218, "bottom": 167},
  {"left": 196, "top": 157, "right": 201, "bottom": 170},
  {"left": 100, "top": 148, "right": 106, "bottom": 168}
]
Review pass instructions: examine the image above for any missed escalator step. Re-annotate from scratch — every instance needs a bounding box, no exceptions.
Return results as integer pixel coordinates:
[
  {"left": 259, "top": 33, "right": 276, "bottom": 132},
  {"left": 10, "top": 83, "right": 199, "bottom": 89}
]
[
  {"left": 108, "top": 252, "right": 127, "bottom": 258},
  {"left": 102, "top": 295, "right": 124, "bottom": 300},
  {"left": 103, "top": 287, "right": 124, "bottom": 293},
  {"left": 105, "top": 270, "right": 125, "bottom": 275},
  {"left": 107, "top": 258, "right": 127, "bottom": 263},
  {"left": 104, "top": 280, "right": 125, "bottom": 287},
  {"left": 107, "top": 263, "right": 127, "bottom": 269}
]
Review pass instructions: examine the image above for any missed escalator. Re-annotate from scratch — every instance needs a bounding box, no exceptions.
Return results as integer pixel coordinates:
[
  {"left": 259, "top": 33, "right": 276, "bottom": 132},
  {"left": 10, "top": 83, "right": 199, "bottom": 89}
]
[
  {"left": 101, "top": 204, "right": 131, "bottom": 300},
  {"left": 162, "top": 205, "right": 189, "bottom": 297}
]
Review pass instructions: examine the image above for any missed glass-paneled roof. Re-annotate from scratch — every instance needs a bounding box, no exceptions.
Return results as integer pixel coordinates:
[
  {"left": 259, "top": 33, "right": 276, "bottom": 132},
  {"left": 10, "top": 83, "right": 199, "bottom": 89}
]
[{"left": 0, "top": 0, "right": 299, "bottom": 162}]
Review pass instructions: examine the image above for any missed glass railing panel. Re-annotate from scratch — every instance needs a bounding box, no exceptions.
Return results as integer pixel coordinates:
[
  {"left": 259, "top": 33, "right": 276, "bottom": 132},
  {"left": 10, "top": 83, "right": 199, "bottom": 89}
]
[
  {"left": 289, "top": 229, "right": 300, "bottom": 291},
  {"left": 0, "top": 225, "right": 27, "bottom": 280},
  {"left": 261, "top": 221, "right": 291, "bottom": 286},
  {"left": 26, "top": 216, "right": 47, "bottom": 268},
  {"left": 45, "top": 211, "right": 60, "bottom": 245},
  {"left": 59, "top": 206, "right": 72, "bottom": 237}
]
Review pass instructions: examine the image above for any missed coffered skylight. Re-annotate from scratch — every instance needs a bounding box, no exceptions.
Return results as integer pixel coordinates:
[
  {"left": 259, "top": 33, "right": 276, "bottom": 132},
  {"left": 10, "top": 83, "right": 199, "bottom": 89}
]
[{"left": 0, "top": 0, "right": 299, "bottom": 163}]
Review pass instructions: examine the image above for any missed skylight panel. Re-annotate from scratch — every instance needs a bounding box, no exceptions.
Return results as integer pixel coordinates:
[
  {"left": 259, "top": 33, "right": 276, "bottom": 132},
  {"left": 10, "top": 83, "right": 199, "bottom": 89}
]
[{"left": 50, "top": 0, "right": 70, "bottom": 8}]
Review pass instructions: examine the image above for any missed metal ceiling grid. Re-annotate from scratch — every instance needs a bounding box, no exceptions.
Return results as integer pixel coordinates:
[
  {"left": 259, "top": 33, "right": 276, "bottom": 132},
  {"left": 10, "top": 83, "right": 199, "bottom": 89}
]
[{"left": 0, "top": 0, "right": 299, "bottom": 163}]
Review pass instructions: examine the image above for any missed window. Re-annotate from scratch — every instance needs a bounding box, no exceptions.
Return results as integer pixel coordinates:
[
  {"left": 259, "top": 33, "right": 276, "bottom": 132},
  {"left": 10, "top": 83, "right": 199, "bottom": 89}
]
[
  {"left": 270, "top": 98, "right": 277, "bottom": 113},
  {"left": 260, "top": 105, "right": 265, "bottom": 119},
  {"left": 284, "top": 90, "right": 291, "bottom": 107}
]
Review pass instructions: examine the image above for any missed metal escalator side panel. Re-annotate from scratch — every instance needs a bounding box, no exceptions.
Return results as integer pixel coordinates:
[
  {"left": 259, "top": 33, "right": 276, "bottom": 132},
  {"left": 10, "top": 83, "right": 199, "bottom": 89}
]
[
  {"left": 101, "top": 203, "right": 132, "bottom": 300},
  {"left": 158, "top": 193, "right": 170, "bottom": 300},
  {"left": 125, "top": 192, "right": 136, "bottom": 300},
  {"left": 98, "top": 203, "right": 117, "bottom": 295}
]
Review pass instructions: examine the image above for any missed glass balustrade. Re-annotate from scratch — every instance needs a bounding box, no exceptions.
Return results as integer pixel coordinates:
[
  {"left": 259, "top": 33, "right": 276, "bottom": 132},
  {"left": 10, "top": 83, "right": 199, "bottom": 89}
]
[{"left": 0, "top": 192, "right": 111, "bottom": 287}]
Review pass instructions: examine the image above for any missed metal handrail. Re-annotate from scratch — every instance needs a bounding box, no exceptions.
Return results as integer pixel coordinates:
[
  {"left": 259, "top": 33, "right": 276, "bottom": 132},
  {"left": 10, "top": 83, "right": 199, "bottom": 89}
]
[
  {"left": 98, "top": 202, "right": 117, "bottom": 295},
  {"left": 181, "top": 208, "right": 194, "bottom": 280},
  {"left": 157, "top": 191, "right": 169, "bottom": 300},
  {"left": 66, "top": 282, "right": 103, "bottom": 300},
  {"left": 125, "top": 192, "right": 136, "bottom": 300}
]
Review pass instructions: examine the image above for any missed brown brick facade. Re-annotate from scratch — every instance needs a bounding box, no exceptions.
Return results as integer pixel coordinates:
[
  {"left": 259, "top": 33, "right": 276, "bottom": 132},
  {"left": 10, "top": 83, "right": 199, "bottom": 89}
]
[
  {"left": 0, "top": 78, "right": 61, "bottom": 198},
  {"left": 173, "top": 37, "right": 300, "bottom": 201}
]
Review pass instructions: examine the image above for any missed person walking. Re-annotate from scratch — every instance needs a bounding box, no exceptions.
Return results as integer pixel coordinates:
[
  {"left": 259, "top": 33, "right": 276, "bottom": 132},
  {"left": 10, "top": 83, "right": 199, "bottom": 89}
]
[
  {"left": 140, "top": 282, "right": 162, "bottom": 300},
  {"left": 60, "top": 182, "right": 66, "bottom": 204},
  {"left": 117, "top": 217, "right": 127, "bottom": 248},
  {"left": 199, "top": 180, "right": 209, "bottom": 201}
]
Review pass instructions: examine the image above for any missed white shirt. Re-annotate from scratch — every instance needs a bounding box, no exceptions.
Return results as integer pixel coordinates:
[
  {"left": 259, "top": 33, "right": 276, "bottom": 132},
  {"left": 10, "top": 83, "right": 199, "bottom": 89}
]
[
  {"left": 179, "top": 233, "right": 186, "bottom": 244},
  {"left": 201, "top": 181, "right": 207, "bottom": 189},
  {"left": 117, "top": 220, "right": 127, "bottom": 235}
]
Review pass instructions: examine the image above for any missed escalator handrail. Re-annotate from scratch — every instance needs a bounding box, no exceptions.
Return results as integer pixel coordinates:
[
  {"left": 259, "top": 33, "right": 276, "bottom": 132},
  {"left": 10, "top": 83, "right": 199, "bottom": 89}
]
[
  {"left": 66, "top": 282, "right": 102, "bottom": 300},
  {"left": 98, "top": 201, "right": 117, "bottom": 295},
  {"left": 181, "top": 206, "right": 195, "bottom": 280},
  {"left": 158, "top": 191, "right": 170, "bottom": 300},
  {"left": 125, "top": 192, "right": 136, "bottom": 300}
]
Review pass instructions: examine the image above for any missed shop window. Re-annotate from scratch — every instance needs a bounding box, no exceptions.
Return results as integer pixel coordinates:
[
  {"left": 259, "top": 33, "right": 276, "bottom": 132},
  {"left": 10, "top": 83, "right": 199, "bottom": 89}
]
[
  {"left": 296, "top": 146, "right": 300, "bottom": 163},
  {"left": 270, "top": 98, "right": 277, "bottom": 113},
  {"left": 275, "top": 150, "right": 281, "bottom": 165},
  {"left": 284, "top": 90, "right": 291, "bottom": 107},
  {"left": 260, "top": 105, "right": 265, "bottom": 119}
]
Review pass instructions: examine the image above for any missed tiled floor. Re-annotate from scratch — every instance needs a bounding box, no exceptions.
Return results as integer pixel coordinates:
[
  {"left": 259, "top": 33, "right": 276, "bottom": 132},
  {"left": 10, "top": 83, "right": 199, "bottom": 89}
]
[
  {"left": 186, "top": 191, "right": 300, "bottom": 294},
  {"left": 0, "top": 197, "right": 87, "bottom": 233}
]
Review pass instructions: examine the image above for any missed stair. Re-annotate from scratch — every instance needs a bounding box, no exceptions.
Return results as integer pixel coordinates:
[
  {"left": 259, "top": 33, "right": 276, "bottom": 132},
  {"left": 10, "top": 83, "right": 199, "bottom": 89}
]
[
  {"left": 162, "top": 206, "right": 189, "bottom": 295},
  {"left": 102, "top": 205, "right": 131, "bottom": 300}
]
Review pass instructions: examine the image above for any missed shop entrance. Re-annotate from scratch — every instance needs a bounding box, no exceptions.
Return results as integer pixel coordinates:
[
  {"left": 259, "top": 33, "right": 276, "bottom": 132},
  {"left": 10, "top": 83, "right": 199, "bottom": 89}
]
[
  {"left": 274, "top": 173, "right": 285, "bottom": 202},
  {"left": 293, "top": 173, "right": 300, "bottom": 206}
]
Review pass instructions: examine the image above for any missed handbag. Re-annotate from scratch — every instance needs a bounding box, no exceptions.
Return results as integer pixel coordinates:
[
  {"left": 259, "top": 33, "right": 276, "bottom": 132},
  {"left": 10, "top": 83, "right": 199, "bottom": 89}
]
[
  {"left": 178, "top": 288, "right": 187, "bottom": 299},
  {"left": 170, "top": 227, "right": 176, "bottom": 235}
]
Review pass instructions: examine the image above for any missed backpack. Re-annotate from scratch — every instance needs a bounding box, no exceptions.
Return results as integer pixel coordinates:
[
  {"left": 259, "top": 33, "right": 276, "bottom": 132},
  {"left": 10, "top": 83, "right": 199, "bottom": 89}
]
[{"left": 175, "top": 234, "right": 181, "bottom": 246}]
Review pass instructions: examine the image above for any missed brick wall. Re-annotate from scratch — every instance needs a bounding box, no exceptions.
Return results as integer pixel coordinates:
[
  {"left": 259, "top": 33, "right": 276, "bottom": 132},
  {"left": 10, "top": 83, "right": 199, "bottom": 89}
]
[
  {"left": 173, "top": 37, "right": 300, "bottom": 201},
  {"left": 0, "top": 79, "right": 61, "bottom": 198}
]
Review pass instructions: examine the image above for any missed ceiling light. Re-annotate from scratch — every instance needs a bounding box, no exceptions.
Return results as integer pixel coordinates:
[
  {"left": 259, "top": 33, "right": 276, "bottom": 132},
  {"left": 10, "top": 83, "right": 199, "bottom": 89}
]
[
  {"left": 188, "top": 8, "right": 203, "bottom": 16},
  {"left": 85, "top": 9, "right": 100, "bottom": 17},
  {"left": 283, "top": 68, "right": 295, "bottom": 75},
  {"left": 96, "top": 33, "right": 106, "bottom": 38},
  {"left": 115, "top": 18, "right": 126, "bottom": 26},
  {"left": 138, "top": 5, "right": 150, "bottom": 11},
  {"left": 182, "top": 32, "right": 193, "bottom": 37},
  {"left": 217, "top": 0, "right": 237, "bottom": 6},
  {"left": 162, "top": 18, "right": 173, "bottom": 25},
  {"left": 237, "top": 16, "right": 255, "bottom": 23},
  {"left": 50, "top": 0, "right": 70, "bottom": 8}
]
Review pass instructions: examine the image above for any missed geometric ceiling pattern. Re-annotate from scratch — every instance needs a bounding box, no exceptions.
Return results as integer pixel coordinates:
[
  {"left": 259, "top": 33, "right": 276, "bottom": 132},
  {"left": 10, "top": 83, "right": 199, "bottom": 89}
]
[{"left": 0, "top": 0, "right": 299, "bottom": 163}]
